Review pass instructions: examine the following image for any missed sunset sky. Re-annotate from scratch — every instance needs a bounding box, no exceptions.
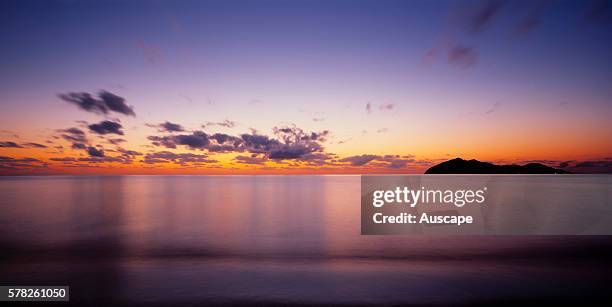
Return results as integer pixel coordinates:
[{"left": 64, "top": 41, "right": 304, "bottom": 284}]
[{"left": 1, "top": 0, "right": 611, "bottom": 174}]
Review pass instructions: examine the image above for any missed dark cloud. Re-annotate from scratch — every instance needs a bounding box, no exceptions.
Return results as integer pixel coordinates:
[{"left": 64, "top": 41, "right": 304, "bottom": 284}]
[
  {"left": 143, "top": 151, "right": 217, "bottom": 165},
  {"left": 23, "top": 142, "right": 48, "bottom": 148},
  {"left": 0, "top": 156, "right": 46, "bottom": 170},
  {"left": 88, "top": 120, "right": 124, "bottom": 135},
  {"left": 148, "top": 125, "right": 332, "bottom": 163},
  {"left": 87, "top": 147, "right": 105, "bottom": 157},
  {"left": 117, "top": 148, "right": 142, "bottom": 157},
  {"left": 339, "top": 154, "right": 379, "bottom": 166},
  {"left": 0, "top": 141, "right": 47, "bottom": 149},
  {"left": 60, "top": 90, "right": 135, "bottom": 116},
  {"left": 77, "top": 156, "right": 132, "bottom": 164},
  {"left": 99, "top": 91, "right": 135, "bottom": 116},
  {"left": 567, "top": 160, "right": 612, "bottom": 174},
  {"left": 448, "top": 46, "right": 478, "bottom": 69},
  {"left": 148, "top": 131, "right": 210, "bottom": 150},
  {"left": 72, "top": 143, "right": 87, "bottom": 149},
  {"left": 58, "top": 127, "right": 88, "bottom": 144},
  {"left": 575, "top": 160, "right": 612, "bottom": 168},
  {"left": 468, "top": 0, "right": 506, "bottom": 34},
  {"left": 0, "top": 141, "right": 22, "bottom": 148},
  {"left": 107, "top": 138, "right": 127, "bottom": 145},
  {"left": 148, "top": 121, "right": 185, "bottom": 132}
]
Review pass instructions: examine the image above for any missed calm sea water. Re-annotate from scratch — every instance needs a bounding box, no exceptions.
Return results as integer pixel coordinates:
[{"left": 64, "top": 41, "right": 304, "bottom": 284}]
[{"left": 1, "top": 175, "right": 611, "bottom": 306}]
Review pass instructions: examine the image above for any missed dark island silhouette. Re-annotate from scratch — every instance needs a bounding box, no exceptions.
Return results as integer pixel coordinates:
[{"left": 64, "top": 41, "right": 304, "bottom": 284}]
[{"left": 425, "top": 158, "right": 569, "bottom": 174}]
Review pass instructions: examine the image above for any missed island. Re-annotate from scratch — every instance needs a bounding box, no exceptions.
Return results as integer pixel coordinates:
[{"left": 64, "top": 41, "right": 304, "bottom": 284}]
[{"left": 425, "top": 158, "right": 569, "bottom": 174}]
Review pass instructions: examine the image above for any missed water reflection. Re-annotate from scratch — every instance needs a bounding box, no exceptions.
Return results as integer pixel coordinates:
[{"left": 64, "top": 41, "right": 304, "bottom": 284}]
[{"left": 1, "top": 175, "right": 611, "bottom": 306}]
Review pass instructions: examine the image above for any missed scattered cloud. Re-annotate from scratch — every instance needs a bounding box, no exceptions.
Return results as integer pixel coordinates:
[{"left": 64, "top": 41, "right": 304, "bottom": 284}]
[
  {"left": 148, "top": 121, "right": 185, "bottom": 132},
  {"left": 87, "top": 146, "right": 105, "bottom": 157},
  {"left": 234, "top": 155, "right": 267, "bottom": 165},
  {"left": 0, "top": 156, "right": 47, "bottom": 170},
  {"left": 366, "top": 102, "right": 372, "bottom": 114},
  {"left": 467, "top": 0, "right": 506, "bottom": 34},
  {"left": 448, "top": 45, "right": 478, "bottom": 69},
  {"left": 0, "top": 141, "right": 22, "bottom": 148},
  {"left": 339, "top": 154, "right": 415, "bottom": 169},
  {"left": 339, "top": 154, "right": 379, "bottom": 166},
  {"left": 379, "top": 103, "right": 395, "bottom": 111},
  {"left": 204, "top": 119, "right": 237, "bottom": 128},
  {"left": 107, "top": 138, "right": 127, "bottom": 145},
  {"left": 89, "top": 120, "right": 124, "bottom": 135},
  {"left": 485, "top": 102, "right": 502, "bottom": 114},
  {"left": 60, "top": 90, "right": 135, "bottom": 116},
  {"left": 58, "top": 127, "right": 88, "bottom": 144},
  {"left": 143, "top": 151, "right": 217, "bottom": 165}
]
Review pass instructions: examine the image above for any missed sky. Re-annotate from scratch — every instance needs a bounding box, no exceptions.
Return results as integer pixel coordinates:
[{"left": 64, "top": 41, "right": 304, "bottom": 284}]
[{"left": 0, "top": 0, "right": 611, "bottom": 174}]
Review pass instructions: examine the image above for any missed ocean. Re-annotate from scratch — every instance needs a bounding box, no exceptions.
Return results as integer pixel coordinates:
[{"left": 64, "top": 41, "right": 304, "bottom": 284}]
[{"left": 1, "top": 175, "right": 611, "bottom": 306}]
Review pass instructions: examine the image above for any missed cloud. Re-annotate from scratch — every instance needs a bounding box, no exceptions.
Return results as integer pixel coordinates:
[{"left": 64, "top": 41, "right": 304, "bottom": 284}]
[
  {"left": 339, "top": 154, "right": 414, "bottom": 169},
  {"left": 376, "top": 128, "right": 389, "bottom": 133},
  {"left": 448, "top": 45, "right": 478, "bottom": 69},
  {"left": 58, "top": 127, "right": 88, "bottom": 144},
  {"left": 0, "top": 156, "right": 47, "bottom": 170},
  {"left": 87, "top": 147, "right": 105, "bottom": 157},
  {"left": 566, "top": 159, "right": 612, "bottom": 174},
  {"left": 467, "top": 0, "right": 506, "bottom": 34},
  {"left": 312, "top": 115, "right": 326, "bottom": 122},
  {"left": 72, "top": 143, "right": 87, "bottom": 149},
  {"left": 379, "top": 103, "right": 395, "bottom": 111},
  {"left": 366, "top": 102, "right": 372, "bottom": 114},
  {"left": 117, "top": 148, "right": 142, "bottom": 157},
  {"left": 107, "top": 138, "right": 127, "bottom": 145},
  {"left": 0, "top": 141, "right": 49, "bottom": 149},
  {"left": 88, "top": 120, "right": 124, "bottom": 135},
  {"left": 176, "top": 131, "right": 209, "bottom": 149},
  {"left": 23, "top": 142, "right": 48, "bottom": 148},
  {"left": 204, "top": 119, "right": 237, "bottom": 128},
  {"left": 147, "top": 125, "right": 332, "bottom": 163},
  {"left": 143, "top": 151, "right": 217, "bottom": 165},
  {"left": 0, "top": 141, "right": 22, "bottom": 148},
  {"left": 50, "top": 157, "right": 78, "bottom": 163},
  {"left": 234, "top": 155, "right": 267, "bottom": 165},
  {"left": 339, "top": 154, "right": 379, "bottom": 166},
  {"left": 148, "top": 121, "right": 185, "bottom": 132},
  {"left": 485, "top": 102, "right": 502, "bottom": 114},
  {"left": 60, "top": 90, "right": 135, "bottom": 116}
]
